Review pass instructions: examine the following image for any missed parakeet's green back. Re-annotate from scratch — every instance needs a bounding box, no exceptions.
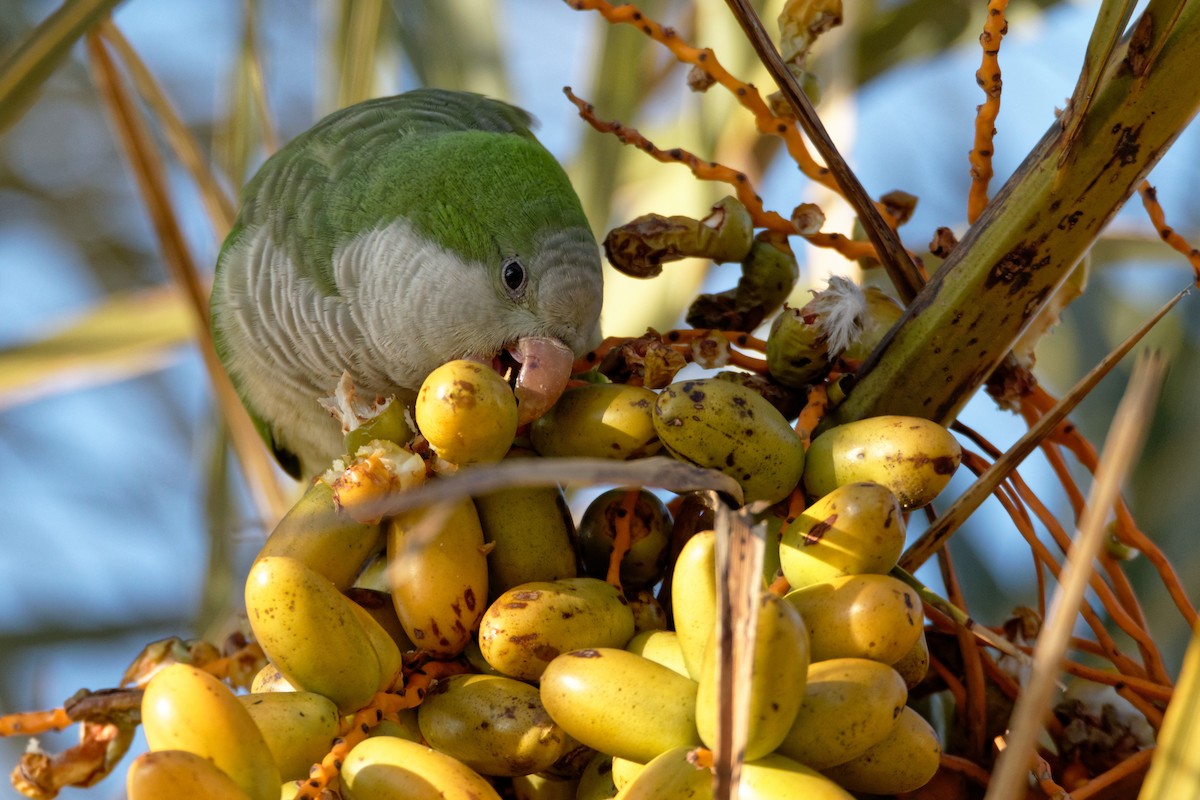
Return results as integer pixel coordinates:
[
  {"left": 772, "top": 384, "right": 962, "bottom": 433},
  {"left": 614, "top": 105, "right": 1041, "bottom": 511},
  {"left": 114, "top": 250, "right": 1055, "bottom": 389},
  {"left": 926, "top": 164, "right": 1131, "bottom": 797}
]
[{"left": 222, "top": 89, "right": 589, "bottom": 295}]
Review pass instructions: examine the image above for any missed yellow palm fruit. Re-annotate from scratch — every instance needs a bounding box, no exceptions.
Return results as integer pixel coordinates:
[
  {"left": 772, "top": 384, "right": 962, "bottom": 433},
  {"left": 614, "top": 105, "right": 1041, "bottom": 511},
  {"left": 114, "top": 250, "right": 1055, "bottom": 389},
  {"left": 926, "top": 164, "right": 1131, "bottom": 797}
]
[
  {"left": 479, "top": 577, "right": 634, "bottom": 681},
  {"left": 237, "top": 691, "right": 339, "bottom": 782},
  {"left": 741, "top": 752, "right": 854, "bottom": 799},
  {"left": 784, "top": 573, "right": 924, "bottom": 664},
  {"left": 245, "top": 556, "right": 381, "bottom": 712},
  {"left": 612, "top": 746, "right": 704, "bottom": 799},
  {"left": 126, "top": 750, "right": 254, "bottom": 800},
  {"left": 345, "top": 599, "right": 402, "bottom": 691},
  {"left": 804, "top": 415, "right": 961, "bottom": 509},
  {"left": 776, "top": 658, "right": 908, "bottom": 769},
  {"left": 892, "top": 630, "right": 931, "bottom": 688},
  {"left": 696, "top": 593, "right": 810, "bottom": 760},
  {"left": 531, "top": 383, "right": 661, "bottom": 460},
  {"left": 821, "top": 706, "right": 941, "bottom": 794},
  {"left": 671, "top": 531, "right": 717, "bottom": 680},
  {"left": 539, "top": 648, "right": 701, "bottom": 764},
  {"left": 416, "top": 360, "right": 517, "bottom": 465},
  {"left": 475, "top": 480, "right": 577, "bottom": 599},
  {"left": 387, "top": 498, "right": 489, "bottom": 657},
  {"left": 653, "top": 379, "right": 804, "bottom": 505},
  {"left": 626, "top": 630, "right": 689, "bottom": 678},
  {"left": 140, "top": 664, "right": 280, "bottom": 800},
  {"left": 340, "top": 736, "right": 502, "bottom": 800},
  {"left": 417, "top": 674, "right": 569, "bottom": 777},
  {"left": 778, "top": 482, "right": 905, "bottom": 589}
]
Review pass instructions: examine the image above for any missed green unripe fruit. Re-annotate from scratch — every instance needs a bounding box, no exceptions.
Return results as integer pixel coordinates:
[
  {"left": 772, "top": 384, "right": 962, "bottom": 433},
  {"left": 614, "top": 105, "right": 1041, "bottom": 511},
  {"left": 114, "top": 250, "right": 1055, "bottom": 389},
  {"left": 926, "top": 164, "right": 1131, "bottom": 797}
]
[
  {"left": 531, "top": 383, "right": 660, "bottom": 459},
  {"left": 479, "top": 577, "right": 635, "bottom": 681},
  {"left": 417, "top": 674, "right": 568, "bottom": 777},
  {"left": 416, "top": 359, "right": 517, "bottom": 465},
  {"left": 576, "top": 752, "right": 620, "bottom": 800},
  {"left": 766, "top": 304, "right": 830, "bottom": 387},
  {"left": 778, "top": 481, "right": 905, "bottom": 589},
  {"left": 654, "top": 379, "right": 804, "bottom": 504},
  {"left": 785, "top": 574, "right": 924, "bottom": 664},
  {"left": 578, "top": 488, "right": 671, "bottom": 590},
  {"left": 892, "top": 630, "right": 931, "bottom": 688},
  {"left": 256, "top": 480, "right": 383, "bottom": 591},
  {"left": 475, "top": 476, "right": 577, "bottom": 599},
  {"left": 821, "top": 706, "right": 941, "bottom": 794},
  {"left": 776, "top": 657, "right": 908, "bottom": 769},
  {"left": 604, "top": 196, "right": 754, "bottom": 278},
  {"left": 841, "top": 288, "right": 903, "bottom": 363},
  {"left": 696, "top": 593, "right": 810, "bottom": 760},
  {"left": 344, "top": 397, "right": 416, "bottom": 453},
  {"left": 540, "top": 648, "right": 701, "bottom": 763},
  {"left": 686, "top": 236, "right": 799, "bottom": 332},
  {"left": 804, "top": 415, "right": 961, "bottom": 509}
]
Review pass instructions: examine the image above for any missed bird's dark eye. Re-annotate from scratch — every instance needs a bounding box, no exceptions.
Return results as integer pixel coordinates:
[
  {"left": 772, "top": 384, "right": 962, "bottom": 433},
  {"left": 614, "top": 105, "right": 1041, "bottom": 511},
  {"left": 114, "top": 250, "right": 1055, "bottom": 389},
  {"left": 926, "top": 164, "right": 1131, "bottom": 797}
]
[{"left": 502, "top": 258, "right": 527, "bottom": 298}]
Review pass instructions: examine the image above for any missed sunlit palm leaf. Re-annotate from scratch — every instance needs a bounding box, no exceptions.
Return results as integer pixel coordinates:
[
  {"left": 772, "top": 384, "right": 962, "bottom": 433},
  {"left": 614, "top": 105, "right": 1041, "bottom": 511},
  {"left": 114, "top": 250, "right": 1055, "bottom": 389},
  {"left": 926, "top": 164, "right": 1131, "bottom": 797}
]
[
  {"left": 0, "top": 287, "right": 191, "bottom": 411},
  {"left": 0, "top": 0, "right": 125, "bottom": 135}
]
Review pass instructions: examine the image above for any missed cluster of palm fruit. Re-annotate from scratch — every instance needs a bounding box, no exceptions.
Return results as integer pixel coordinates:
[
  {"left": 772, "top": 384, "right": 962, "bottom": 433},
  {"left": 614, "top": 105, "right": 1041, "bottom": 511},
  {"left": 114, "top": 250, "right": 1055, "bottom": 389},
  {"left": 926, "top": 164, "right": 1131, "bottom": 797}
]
[{"left": 125, "top": 311, "right": 964, "bottom": 798}]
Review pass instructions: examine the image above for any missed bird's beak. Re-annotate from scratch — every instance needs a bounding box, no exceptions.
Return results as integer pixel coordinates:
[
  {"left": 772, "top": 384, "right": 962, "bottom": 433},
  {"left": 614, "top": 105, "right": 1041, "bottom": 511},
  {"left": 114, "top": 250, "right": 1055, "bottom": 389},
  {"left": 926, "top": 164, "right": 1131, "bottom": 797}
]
[{"left": 507, "top": 336, "right": 575, "bottom": 426}]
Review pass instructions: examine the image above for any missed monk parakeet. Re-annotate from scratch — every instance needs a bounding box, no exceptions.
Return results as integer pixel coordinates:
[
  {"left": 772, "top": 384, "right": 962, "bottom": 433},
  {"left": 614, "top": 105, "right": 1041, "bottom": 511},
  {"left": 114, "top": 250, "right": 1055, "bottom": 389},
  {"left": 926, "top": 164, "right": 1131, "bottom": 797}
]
[{"left": 211, "top": 89, "right": 604, "bottom": 479}]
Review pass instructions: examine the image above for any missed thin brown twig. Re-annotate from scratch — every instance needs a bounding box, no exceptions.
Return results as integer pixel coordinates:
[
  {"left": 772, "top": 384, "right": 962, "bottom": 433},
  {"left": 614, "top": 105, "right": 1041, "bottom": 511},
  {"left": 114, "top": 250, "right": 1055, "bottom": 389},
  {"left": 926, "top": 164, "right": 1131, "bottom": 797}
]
[
  {"left": 937, "top": 547, "right": 989, "bottom": 760},
  {"left": 954, "top": 419, "right": 1168, "bottom": 684},
  {"left": 1138, "top": 182, "right": 1200, "bottom": 287},
  {"left": 85, "top": 30, "right": 291, "bottom": 524},
  {"left": 565, "top": 0, "right": 838, "bottom": 190},
  {"left": 987, "top": 352, "right": 1168, "bottom": 800},
  {"left": 1007, "top": 467, "right": 1169, "bottom": 686},
  {"left": 958, "top": 451, "right": 1148, "bottom": 680},
  {"left": 563, "top": 87, "right": 877, "bottom": 261},
  {"left": 955, "top": 408, "right": 1162, "bottom": 683},
  {"left": 1058, "top": 660, "right": 1172, "bottom": 704},
  {"left": 929, "top": 654, "right": 969, "bottom": 714},
  {"left": 1070, "top": 747, "right": 1155, "bottom": 800},
  {"left": 98, "top": 21, "right": 237, "bottom": 234},
  {"left": 720, "top": 0, "right": 926, "bottom": 301},
  {"left": 940, "top": 753, "right": 992, "bottom": 788},
  {"left": 968, "top": 0, "right": 1009, "bottom": 223},
  {"left": 1023, "top": 386, "right": 1198, "bottom": 629}
]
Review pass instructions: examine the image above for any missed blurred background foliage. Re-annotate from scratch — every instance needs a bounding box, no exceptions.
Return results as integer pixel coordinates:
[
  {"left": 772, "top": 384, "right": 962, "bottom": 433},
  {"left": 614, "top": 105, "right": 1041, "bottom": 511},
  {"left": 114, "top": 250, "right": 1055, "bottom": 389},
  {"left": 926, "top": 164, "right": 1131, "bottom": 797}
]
[{"left": 0, "top": 1, "right": 1198, "bottom": 797}]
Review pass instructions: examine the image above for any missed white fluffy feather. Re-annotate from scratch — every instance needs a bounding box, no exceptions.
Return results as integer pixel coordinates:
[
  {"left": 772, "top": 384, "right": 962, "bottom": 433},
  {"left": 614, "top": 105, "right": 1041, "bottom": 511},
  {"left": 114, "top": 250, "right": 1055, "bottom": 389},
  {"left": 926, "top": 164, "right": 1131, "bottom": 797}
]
[{"left": 806, "top": 275, "right": 867, "bottom": 354}]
